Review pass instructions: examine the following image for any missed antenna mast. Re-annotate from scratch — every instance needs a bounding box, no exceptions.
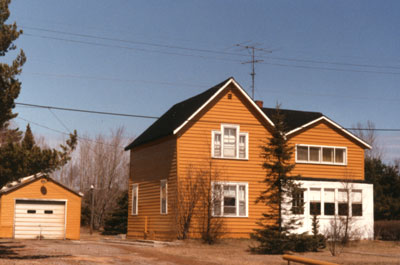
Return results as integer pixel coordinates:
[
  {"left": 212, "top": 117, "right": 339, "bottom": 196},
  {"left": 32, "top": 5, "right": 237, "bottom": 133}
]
[{"left": 236, "top": 44, "right": 271, "bottom": 99}]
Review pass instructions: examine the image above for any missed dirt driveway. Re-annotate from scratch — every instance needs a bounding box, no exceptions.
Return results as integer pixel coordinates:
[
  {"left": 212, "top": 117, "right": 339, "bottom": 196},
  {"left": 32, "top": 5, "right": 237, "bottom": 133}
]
[{"left": 0, "top": 237, "right": 399, "bottom": 265}]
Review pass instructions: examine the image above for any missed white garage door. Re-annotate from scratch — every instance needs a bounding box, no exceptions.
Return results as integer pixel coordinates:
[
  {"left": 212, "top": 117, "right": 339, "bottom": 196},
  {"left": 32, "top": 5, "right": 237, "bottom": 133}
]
[{"left": 14, "top": 200, "right": 66, "bottom": 239}]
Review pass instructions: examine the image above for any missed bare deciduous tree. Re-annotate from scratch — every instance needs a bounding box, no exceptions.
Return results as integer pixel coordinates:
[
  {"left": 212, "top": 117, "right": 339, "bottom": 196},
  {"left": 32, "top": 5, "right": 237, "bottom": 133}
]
[
  {"left": 57, "top": 127, "right": 130, "bottom": 229},
  {"left": 352, "top": 120, "right": 383, "bottom": 159},
  {"left": 174, "top": 165, "right": 206, "bottom": 239}
]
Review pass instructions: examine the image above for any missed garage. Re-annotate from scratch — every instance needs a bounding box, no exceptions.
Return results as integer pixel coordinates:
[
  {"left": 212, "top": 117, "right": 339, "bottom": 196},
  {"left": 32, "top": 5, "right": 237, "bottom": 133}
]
[
  {"left": 14, "top": 200, "right": 66, "bottom": 239},
  {"left": 0, "top": 173, "right": 82, "bottom": 240}
]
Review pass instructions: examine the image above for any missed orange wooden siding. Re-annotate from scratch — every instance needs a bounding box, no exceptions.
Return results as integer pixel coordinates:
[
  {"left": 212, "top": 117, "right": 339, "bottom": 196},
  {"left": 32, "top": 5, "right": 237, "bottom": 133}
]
[
  {"left": 0, "top": 178, "right": 81, "bottom": 239},
  {"left": 177, "top": 84, "right": 272, "bottom": 238},
  {"left": 128, "top": 137, "right": 177, "bottom": 240},
  {"left": 127, "top": 82, "right": 367, "bottom": 240},
  {"left": 288, "top": 121, "right": 365, "bottom": 180}
]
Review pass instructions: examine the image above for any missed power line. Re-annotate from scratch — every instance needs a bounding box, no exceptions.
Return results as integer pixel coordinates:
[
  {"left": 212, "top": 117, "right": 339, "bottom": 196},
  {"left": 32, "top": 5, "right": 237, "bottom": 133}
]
[
  {"left": 23, "top": 33, "right": 400, "bottom": 76},
  {"left": 15, "top": 102, "right": 400, "bottom": 132},
  {"left": 23, "top": 26, "right": 400, "bottom": 71},
  {"left": 17, "top": 116, "right": 125, "bottom": 148},
  {"left": 16, "top": 102, "right": 159, "bottom": 119}
]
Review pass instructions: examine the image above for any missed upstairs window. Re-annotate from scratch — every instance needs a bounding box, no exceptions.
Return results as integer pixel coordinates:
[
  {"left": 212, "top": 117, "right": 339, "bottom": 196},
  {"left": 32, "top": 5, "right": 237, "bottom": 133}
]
[
  {"left": 160, "top": 180, "right": 167, "bottom": 214},
  {"left": 296, "top": 145, "right": 346, "bottom": 165},
  {"left": 212, "top": 182, "right": 248, "bottom": 217},
  {"left": 212, "top": 124, "right": 248, "bottom": 159},
  {"left": 132, "top": 184, "right": 138, "bottom": 215}
]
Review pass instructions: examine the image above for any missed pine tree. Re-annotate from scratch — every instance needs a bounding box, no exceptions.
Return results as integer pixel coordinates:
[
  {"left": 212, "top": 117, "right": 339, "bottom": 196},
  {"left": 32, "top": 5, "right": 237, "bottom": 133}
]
[
  {"left": 0, "top": 1, "right": 78, "bottom": 187},
  {"left": 0, "top": 0, "right": 26, "bottom": 130},
  {"left": 102, "top": 190, "right": 128, "bottom": 235},
  {"left": 251, "top": 105, "right": 302, "bottom": 254}
]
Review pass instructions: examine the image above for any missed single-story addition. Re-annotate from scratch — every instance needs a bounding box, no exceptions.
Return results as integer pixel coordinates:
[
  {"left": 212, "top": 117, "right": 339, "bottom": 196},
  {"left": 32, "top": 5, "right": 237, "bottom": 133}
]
[{"left": 0, "top": 173, "right": 82, "bottom": 240}]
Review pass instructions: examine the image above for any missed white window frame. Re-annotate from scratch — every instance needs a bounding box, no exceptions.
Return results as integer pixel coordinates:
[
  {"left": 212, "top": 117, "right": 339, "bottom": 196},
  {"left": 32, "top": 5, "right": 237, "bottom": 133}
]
[
  {"left": 295, "top": 144, "right": 347, "bottom": 165},
  {"left": 211, "top": 124, "right": 249, "bottom": 160},
  {"left": 131, "top": 184, "right": 138, "bottom": 215},
  {"left": 211, "top": 181, "right": 248, "bottom": 218},
  {"left": 160, "top": 179, "right": 168, "bottom": 215}
]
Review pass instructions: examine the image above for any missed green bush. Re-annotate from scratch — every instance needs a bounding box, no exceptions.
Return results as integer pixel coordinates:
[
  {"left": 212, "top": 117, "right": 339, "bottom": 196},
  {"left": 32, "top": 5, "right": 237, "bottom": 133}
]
[
  {"left": 375, "top": 220, "right": 400, "bottom": 241},
  {"left": 102, "top": 190, "right": 128, "bottom": 235},
  {"left": 250, "top": 230, "right": 326, "bottom": 254}
]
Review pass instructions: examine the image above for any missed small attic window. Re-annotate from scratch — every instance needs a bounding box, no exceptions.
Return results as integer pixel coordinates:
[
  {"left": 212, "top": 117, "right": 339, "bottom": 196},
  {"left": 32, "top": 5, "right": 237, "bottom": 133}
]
[{"left": 227, "top": 93, "right": 232, "bottom": 99}]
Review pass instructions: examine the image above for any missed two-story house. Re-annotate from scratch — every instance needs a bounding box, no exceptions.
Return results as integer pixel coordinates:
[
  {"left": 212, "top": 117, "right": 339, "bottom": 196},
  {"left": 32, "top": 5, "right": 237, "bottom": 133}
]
[{"left": 125, "top": 77, "right": 373, "bottom": 240}]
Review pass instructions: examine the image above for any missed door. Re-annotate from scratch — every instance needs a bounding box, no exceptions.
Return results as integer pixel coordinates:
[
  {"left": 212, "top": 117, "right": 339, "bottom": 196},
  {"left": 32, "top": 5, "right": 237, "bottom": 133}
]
[{"left": 14, "top": 200, "right": 66, "bottom": 239}]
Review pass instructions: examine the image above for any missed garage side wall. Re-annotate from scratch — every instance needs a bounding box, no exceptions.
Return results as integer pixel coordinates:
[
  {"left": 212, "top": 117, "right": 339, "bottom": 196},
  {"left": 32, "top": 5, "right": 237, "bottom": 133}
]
[{"left": 0, "top": 178, "right": 81, "bottom": 240}]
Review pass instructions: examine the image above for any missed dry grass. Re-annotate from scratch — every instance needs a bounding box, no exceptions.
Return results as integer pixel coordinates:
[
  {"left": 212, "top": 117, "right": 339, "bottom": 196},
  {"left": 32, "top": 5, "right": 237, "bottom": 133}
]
[{"left": 156, "top": 239, "right": 400, "bottom": 265}]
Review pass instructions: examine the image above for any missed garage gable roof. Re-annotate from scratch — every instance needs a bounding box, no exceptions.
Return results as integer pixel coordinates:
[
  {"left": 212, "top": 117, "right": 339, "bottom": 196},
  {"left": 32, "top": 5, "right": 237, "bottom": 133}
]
[{"left": 0, "top": 173, "right": 83, "bottom": 197}]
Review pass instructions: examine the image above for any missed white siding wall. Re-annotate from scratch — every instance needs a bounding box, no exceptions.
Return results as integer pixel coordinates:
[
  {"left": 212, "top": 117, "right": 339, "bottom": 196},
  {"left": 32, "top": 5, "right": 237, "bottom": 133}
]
[{"left": 284, "top": 180, "right": 374, "bottom": 239}]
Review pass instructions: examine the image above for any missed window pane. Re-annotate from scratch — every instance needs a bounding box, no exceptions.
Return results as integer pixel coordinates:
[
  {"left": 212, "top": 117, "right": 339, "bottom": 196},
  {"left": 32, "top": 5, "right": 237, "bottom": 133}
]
[
  {"left": 161, "top": 181, "right": 167, "bottom": 214},
  {"left": 310, "top": 147, "right": 320, "bottom": 162},
  {"left": 335, "top": 148, "right": 345, "bottom": 163},
  {"left": 223, "top": 185, "right": 236, "bottom": 215},
  {"left": 309, "top": 188, "right": 321, "bottom": 201},
  {"left": 338, "top": 190, "right": 348, "bottom": 202},
  {"left": 213, "top": 184, "right": 222, "bottom": 216},
  {"left": 352, "top": 190, "right": 362, "bottom": 203},
  {"left": 239, "top": 135, "right": 246, "bottom": 158},
  {"left": 339, "top": 203, "right": 348, "bottom": 216},
  {"left": 352, "top": 203, "right": 362, "bottom": 216},
  {"left": 297, "top": 146, "right": 308, "bottom": 161},
  {"left": 310, "top": 202, "right": 321, "bottom": 215},
  {"left": 292, "top": 190, "right": 304, "bottom": 215},
  {"left": 322, "top": 148, "right": 334, "bottom": 162},
  {"left": 324, "top": 189, "right": 335, "bottom": 202},
  {"left": 324, "top": 203, "right": 335, "bottom": 215},
  {"left": 223, "top": 128, "right": 236, "bottom": 157},
  {"left": 214, "top": 133, "right": 221, "bottom": 157},
  {"left": 239, "top": 186, "right": 246, "bottom": 216}
]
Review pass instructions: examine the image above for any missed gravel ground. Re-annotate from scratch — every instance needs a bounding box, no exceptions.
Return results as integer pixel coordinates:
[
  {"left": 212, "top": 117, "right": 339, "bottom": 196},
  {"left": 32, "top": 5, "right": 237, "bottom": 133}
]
[{"left": 0, "top": 235, "right": 399, "bottom": 265}]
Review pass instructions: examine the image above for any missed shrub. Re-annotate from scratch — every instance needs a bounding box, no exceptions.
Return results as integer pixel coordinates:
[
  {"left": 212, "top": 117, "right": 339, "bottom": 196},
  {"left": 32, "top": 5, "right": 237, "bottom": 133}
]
[
  {"left": 250, "top": 230, "right": 326, "bottom": 254},
  {"left": 375, "top": 220, "right": 400, "bottom": 241},
  {"left": 102, "top": 190, "right": 128, "bottom": 235}
]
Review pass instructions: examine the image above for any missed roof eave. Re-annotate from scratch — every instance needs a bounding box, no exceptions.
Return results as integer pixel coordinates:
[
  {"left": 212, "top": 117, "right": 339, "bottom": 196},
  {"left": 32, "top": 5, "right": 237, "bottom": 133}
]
[
  {"left": 285, "top": 116, "right": 372, "bottom": 149},
  {"left": 173, "top": 77, "right": 275, "bottom": 135}
]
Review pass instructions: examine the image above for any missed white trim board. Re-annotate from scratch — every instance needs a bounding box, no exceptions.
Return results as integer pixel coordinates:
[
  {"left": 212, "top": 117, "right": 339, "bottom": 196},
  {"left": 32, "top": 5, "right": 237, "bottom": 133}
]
[
  {"left": 286, "top": 116, "right": 372, "bottom": 150},
  {"left": 173, "top": 78, "right": 274, "bottom": 135}
]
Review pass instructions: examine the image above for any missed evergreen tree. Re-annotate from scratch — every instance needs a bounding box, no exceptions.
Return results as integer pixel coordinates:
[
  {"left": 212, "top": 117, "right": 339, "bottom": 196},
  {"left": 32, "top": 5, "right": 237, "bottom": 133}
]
[
  {"left": 0, "top": 0, "right": 26, "bottom": 130},
  {"left": 251, "top": 105, "right": 303, "bottom": 254},
  {"left": 0, "top": 1, "right": 78, "bottom": 187},
  {"left": 365, "top": 157, "right": 400, "bottom": 220},
  {"left": 0, "top": 124, "right": 78, "bottom": 187},
  {"left": 102, "top": 190, "right": 128, "bottom": 235}
]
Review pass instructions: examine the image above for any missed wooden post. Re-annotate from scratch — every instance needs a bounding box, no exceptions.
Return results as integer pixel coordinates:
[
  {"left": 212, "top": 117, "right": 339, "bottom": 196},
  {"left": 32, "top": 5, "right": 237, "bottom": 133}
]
[{"left": 90, "top": 185, "right": 94, "bottom": 235}]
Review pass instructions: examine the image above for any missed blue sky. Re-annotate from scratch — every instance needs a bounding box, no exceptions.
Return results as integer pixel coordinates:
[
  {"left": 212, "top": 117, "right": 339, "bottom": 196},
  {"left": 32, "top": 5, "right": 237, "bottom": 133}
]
[{"left": 7, "top": 0, "right": 400, "bottom": 161}]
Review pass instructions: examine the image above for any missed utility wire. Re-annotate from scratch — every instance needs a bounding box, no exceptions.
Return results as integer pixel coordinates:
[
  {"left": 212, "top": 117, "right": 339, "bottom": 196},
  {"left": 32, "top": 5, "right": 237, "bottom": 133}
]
[
  {"left": 17, "top": 116, "right": 125, "bottom": 148},
  {"left": 23, "top": 26, "right": 400, "bottom": 71},
  {"left": 15, "top": 102, "right": 400, "bottom": 132},
  {"left": 23, "top": 33, "right": 400, "bottom": 76}
]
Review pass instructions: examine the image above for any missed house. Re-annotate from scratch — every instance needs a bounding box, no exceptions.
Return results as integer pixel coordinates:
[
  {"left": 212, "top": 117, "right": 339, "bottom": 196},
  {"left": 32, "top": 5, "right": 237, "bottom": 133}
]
[
  {"left": 0, "top": 173, "right": 82, "bottom": 239},
  {"left": 125, "top": 77, "right": 373, "bottom": 240}
]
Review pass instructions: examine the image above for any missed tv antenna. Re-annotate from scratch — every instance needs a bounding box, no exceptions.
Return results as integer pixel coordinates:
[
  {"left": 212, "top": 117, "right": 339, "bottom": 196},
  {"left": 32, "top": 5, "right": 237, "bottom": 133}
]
[{"left": 236, "top": 44, "right": 271, "bottom": 99}]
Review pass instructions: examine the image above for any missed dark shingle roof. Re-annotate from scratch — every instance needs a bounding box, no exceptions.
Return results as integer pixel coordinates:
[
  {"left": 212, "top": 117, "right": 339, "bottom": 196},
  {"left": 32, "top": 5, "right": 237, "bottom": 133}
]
[
  {"left": 125, "top": 77, "right": 233, "bottom": 150},
  {"left": 125, "top": 77, "right": 325, "bottom": 150},
  {"left": 261, "top": 108, "right": 323, "bottom": 133}
]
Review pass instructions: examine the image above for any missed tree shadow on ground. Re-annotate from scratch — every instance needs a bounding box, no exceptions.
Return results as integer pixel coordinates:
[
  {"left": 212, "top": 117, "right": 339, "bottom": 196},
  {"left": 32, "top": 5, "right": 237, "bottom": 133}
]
[{"left": 0, "top": 241, "right": 71, "bottom": 260}]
